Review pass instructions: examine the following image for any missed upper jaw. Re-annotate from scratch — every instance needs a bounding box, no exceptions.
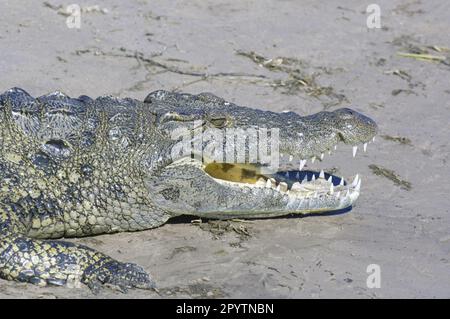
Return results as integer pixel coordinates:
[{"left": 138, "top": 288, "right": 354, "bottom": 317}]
[
  {"left": 277, "top": 107, "right": 378, "bottom": 161},
  {"left": 280, "top": 124, "right": 377, "bottom": 165}
]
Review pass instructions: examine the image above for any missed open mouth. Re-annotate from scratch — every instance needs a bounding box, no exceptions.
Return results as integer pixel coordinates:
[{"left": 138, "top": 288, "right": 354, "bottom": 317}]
[
  {"left": 203, "top": 138, "right": 375, "bottom": 203},
  {"left": 204, "top": 162, "right": 360, "bottom": 200}
]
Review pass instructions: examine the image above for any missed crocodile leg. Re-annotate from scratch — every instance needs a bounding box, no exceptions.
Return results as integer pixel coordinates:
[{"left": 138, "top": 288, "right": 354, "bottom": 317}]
[{"left": 0, "top": 203, "right": 155, "bottom": 293}]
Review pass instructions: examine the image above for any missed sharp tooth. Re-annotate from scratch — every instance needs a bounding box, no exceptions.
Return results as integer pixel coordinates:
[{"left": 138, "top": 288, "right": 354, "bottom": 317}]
[
  {"left": 280, "top": 153, "right": 284, "bottom": 158},
  {"left": 266, "top": 179, "right": 272, "bottom": 188},
  {"left": 291, "top": 182, "right": 302, "bottom": 191},
  {"left": 319, "top": 170, "right": 325, "bottom": 179},
  {"left": 296, "top": 172, "right": 300, "bottom": 179},
  {"left": 330, "top": 184, "right": 334, "bottom": 194},
  {"left": 352, "top": 174, "right": 359, "bottom": 186},
  {"left": 276, "top": 184, "right": 281, "bottom": 192},
  {"left": 339, "top": 178, "right": 345, "bottom": 186},
  {"left": 328, "top": 150, "right": 332, "bottom": 155},
  {"left": 327, "top": 176, "right": 333, "bottom": 183},
  {"left": 299, "top": 159, "right": 307, "bottom": 171},
  {"left": 363, "top": 143, "right": 368, "bottom": 152},
  {"left": 285, "top": 172, "right": 290, "bottom": 178},
  {"left": 372, "top": 136, "right": 376, "bottom": 142},
  {"left": 289, "top": 155, "right": 293, "bottom": 162},
  {"left": 334, "top": 145, "right": 337, "bottom": 150},
  {"left": 355, "top": 178, "right": 361, "bottom": 192},
  {"left": 313, "top": 192, "right": 318, "bottom": 198},
  {"left": 320, "top": 153, "right": 324, "bottom": 160},
  {"left": 311, "top": 174, "right": 316, "bottom": 181},
  {"left": 301, "top": 176, "right": 308, "bottom": 183},
  {"left": 311, "top": 156, "right": 316, "bottom": 163},
  {"left": 279, "top": 182, "right": 288, "bottom": 192},
  {"left": 256, "top": 177, "right": 266, "bottom": 187},
  {"left": 352, "top": 146, "right": 358, "bottom": 157}
]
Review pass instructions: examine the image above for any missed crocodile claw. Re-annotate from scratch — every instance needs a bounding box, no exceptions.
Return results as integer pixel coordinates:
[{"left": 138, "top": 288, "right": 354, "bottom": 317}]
[{"left": 83, "top": 261, "right": 156, "bottom": 294}]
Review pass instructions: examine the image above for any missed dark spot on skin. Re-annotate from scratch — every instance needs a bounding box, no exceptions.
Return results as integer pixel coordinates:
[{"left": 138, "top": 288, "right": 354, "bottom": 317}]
[
  {"left": 80, "top": 164, "right": 94, "bottom": 177},
  {"left": 14, "top": 237, "right": 31, "bottom": 251},
  {"left": 160, "top": 188, "right": 180, "bottom": 201},
  {"left": 80, "top": 131, "right": 96, "bottom": 148},
  {"left": 42, "top": 139, "right": 71, "bottom": 159},
  {"left": 32, "top": 152, "right": 51, "bottom": 167},
  {"left": 32, "top": 151, "right": 54, "bottom": 173},
  {"left": 112, "top": 184, "right": 126, "bottom": 199}
]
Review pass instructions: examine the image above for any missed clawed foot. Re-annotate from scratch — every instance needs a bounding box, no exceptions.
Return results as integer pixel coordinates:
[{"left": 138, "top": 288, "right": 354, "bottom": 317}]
[{"left": 83, "top": 260, "right": 156, "bottom": 294}]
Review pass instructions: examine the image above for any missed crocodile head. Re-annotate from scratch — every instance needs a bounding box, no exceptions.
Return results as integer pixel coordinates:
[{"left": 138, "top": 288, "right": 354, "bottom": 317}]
[{"left": 145, "top": 91, "right": 378, "bottom": 219}]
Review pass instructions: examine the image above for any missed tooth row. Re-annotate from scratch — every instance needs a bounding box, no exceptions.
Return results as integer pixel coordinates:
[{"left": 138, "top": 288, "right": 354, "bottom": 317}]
[
  {"left": 255, "top": 174, "right": 362, "bottom": 198},
  {"left": 282, "top": 135, "right": 376, "bottom": 165},
  {"left": 288, "top": 177, "right": 361, "bottom": 200}
]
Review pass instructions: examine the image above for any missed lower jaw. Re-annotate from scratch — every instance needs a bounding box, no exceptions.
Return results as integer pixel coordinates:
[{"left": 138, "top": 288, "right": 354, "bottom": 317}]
[
  {"left": 201, "top": 162, "right": 359, "bottom": 217},
  {"left": 194, "top": 198, "right": 356, "bottom": 220}
]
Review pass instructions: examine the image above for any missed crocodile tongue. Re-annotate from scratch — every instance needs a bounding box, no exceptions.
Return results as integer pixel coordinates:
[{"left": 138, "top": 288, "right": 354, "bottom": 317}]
[{"left": 203, "top": 162, "right": 266, "bottom": 184}]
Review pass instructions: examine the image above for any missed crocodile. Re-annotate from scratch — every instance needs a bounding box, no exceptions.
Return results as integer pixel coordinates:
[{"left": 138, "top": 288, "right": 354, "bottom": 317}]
[{"left": 0, "top": 87, "right": 377, "bottom": 292}]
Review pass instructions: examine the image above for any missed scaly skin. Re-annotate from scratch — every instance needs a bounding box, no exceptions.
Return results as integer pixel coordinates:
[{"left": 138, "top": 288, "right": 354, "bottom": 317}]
[{"left": 0, "top": 88, "right": 377, "bottom": 292}]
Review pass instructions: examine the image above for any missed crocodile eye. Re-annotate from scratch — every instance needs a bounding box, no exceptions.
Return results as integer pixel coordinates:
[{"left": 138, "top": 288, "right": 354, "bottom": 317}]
[{"left": 209, "top": 117, "right": 227, "bottom": 128}]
